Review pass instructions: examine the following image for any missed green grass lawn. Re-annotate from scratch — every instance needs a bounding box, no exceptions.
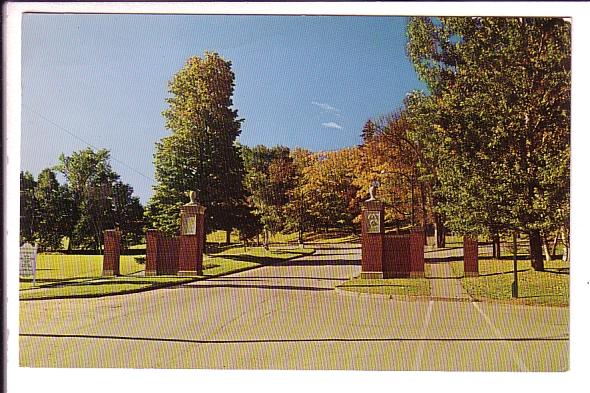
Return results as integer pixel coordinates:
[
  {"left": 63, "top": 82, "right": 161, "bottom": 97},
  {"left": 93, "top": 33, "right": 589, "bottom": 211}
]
[
  {"left": 451, "top": 258, "right": 569, "bottom": 306},
  {"left": 337, "top": 276, "right": 431, "bottom": 297},
  {"left": 20, "top": 246, "right": 314, "bottom": 300}
]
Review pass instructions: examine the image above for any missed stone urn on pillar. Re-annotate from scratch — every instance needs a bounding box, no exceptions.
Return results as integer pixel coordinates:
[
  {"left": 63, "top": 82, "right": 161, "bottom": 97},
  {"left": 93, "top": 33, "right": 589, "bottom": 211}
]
[
  {"left": 178, "top": 191, "right": 206, "bottom": 276},
  {"left": 360, "top": 181, "right": 385, "bottom": 279}
]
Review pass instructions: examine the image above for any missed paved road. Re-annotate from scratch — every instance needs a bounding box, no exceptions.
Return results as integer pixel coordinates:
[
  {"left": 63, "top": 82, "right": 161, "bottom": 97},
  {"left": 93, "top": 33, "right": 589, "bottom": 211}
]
[{"left": 19, "top": 243, "right": 568, "bottom": 371}]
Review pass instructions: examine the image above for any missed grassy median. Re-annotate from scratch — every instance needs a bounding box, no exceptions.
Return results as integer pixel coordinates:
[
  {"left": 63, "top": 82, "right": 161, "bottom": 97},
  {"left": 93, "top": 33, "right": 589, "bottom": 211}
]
[
  {"left": 337, "top": 277, "right": 431, "bottom": 297},
  {"left": 451, "top": 258, "right": 569, "bottom": 306},
  {"left": 19, "top": 246, "right": 314, "bottom": 300}
]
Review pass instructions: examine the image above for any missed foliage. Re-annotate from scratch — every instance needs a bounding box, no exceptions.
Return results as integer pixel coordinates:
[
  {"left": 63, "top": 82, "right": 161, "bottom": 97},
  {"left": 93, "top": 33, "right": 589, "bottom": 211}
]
[
  {"left": 146, "top": 52, "right": 246, "bottom": 236},
  {"left": 111, "top": 181, "right": 146, "bottom": 247},
  {"left": 20, "top": 171, "right": 37, "bottom": 244},
  {"left": 242, "top": 145, "right": 298, "bottom": 238},
  {"left": 55, "top": 148, "right": 119, "bottom": 250},
  {"left": 406, "top": 17, "right": 570, "bottom": 269},
  {"left": 21, "top": 151, "right": 144, "bottom": 250},
  {"left": 299, "top": 148, "right": 362, "bottom": 231},
  {"left": 355, "top": 111, "right": 428, "bottom": 228},
  {"left": 33, "top": 169, "right": 76, "bottom": 250}
]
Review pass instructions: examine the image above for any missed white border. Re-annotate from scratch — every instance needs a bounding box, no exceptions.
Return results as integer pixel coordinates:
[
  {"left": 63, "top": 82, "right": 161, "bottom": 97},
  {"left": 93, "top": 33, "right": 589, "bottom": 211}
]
[{"left": 5, "top": 2, "right": 589, "bottom": 393}]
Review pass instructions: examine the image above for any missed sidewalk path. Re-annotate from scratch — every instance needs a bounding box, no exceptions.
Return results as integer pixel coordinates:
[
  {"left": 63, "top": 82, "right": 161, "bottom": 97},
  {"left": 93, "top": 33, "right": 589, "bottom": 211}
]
[{"left": 427, "top": 262, "right": 471, "bottom": 300}]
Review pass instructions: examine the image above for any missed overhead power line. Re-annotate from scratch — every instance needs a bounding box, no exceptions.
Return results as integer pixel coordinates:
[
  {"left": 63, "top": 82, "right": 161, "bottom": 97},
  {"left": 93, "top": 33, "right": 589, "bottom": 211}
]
[{"left": 22, "top": 103, "right": 156, "bottom": 184}]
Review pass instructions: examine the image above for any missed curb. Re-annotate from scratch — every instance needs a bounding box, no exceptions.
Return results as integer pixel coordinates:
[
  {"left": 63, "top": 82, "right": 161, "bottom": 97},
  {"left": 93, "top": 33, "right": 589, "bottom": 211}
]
[
  {"left": 334, "top": 286, "right": 568, "bottom": 307},
  {"left": 334, "top": 286, "right": 474, "bottom": 303}
]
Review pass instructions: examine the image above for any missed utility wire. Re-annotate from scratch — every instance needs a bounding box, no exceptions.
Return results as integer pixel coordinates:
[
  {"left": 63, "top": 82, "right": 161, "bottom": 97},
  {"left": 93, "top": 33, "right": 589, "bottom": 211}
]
[{"left": 22, "top": 103, "right": 156, "bottom": 184}]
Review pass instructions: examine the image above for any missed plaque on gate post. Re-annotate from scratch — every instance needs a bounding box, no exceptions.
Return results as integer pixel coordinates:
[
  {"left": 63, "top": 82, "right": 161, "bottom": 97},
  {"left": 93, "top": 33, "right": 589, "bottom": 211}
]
[{"left": 360, "top": 197, "right": 385, "bottom": 279}]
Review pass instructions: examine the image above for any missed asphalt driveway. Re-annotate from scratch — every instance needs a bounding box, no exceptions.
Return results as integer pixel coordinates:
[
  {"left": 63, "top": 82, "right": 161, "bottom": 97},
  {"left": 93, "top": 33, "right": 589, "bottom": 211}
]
[{"left": 19, "top": 243, "right": 569, "bottom": 371}]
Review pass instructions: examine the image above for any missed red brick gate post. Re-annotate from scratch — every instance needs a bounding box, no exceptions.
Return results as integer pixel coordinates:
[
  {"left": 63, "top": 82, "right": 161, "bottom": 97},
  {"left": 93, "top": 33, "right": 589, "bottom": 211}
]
[
  {"left": 178, "top": 194, "right": 206, "bottom": 276},
  {"left": 145, "top": 229, "right": 162, "bottom": 276},
  {"left": 360, "top": 200, "right": 385, "bottom": 279},
  {"left": 102, "top": 229, "right": 121, "bottom": 276},
  {"left": 463, "top": 236, "right": 479, "bottom": 277},
  {"left": 410, "top": 227, "right": 425, "bottom": 278}
]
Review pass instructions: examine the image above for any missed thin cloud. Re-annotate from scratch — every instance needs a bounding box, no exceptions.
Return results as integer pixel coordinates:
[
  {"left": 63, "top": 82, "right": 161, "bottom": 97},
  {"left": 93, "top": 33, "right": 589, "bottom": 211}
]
[
  {"left": 312, "top": 101, "right": 340, "bottom": 113},
  {"left": 322, "top": 122, "right": 343, "bottom": 130}
]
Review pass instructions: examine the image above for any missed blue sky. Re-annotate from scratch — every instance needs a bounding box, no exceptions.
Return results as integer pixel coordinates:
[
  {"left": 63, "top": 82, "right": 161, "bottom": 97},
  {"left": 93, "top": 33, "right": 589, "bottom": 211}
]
[{"left": 21, "top": 14, "right": 426, "bottom": 203}]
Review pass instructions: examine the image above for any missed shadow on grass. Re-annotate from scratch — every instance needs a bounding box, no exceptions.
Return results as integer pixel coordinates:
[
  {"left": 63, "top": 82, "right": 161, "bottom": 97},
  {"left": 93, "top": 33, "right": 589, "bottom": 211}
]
[
  {"left": 210, "top": 254, "right": 284, "bottom": 265},
  {"left": 340, "top": 284, "right": 409, "bottom": 289},
  {"left": 306, "top": 251, "right": 360, "bottom": 257},
  {"left": 544, "top": 268, "right": 570, "bottom": 275},
  {"left": 518, "top": 294, "right": 567, "bottom": 299},
  {"left": 495, "top": 255, "right": 532, "bottom": 260},
  {"left": 34, "top": 278, "right": 190, "bottom": 288},
  {"left": 425, "top": 256, "right": 464, "bottom": 263},
  {"left": 477, "top": 269, "right": 531, "bottom": 277},
  {"left": 424, "top": 246, "right": 463, "bottom": 254},
  {"left": 182, "top": 282, "right": 333, "bottom": 292}
]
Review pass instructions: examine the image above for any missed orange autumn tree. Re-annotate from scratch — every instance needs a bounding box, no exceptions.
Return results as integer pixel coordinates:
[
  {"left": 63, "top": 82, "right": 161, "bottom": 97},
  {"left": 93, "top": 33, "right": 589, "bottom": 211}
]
[
  {"left": 356, "top": 110, "right": 432, "bottom": 231},
  {"left": 297, "top": 148, "right": 363, "bottom": 233}
]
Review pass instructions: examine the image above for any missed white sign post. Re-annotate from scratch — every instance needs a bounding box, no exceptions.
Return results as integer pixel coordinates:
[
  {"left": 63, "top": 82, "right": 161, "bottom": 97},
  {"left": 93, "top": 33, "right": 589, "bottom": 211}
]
[{"left": 20, "top": 242, "right": 38, "bottom": 286}]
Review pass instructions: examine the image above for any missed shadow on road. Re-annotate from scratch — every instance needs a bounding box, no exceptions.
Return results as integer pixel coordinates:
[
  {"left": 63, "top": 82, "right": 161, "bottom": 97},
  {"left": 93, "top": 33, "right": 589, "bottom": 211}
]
[{"left": 219, "top": 253, "right": 360, "bottom": 267}]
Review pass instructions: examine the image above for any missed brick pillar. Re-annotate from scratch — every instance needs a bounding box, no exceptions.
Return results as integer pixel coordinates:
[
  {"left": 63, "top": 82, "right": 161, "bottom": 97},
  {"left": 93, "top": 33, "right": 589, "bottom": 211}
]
[
  {"left": 410, "top": 227, "right": 425, "bottom": 278},
  {"left": 360, "top": 200, "right": 384, "bottom": 279},
  {"left": 102, "top": 229, "right": 121, "bottom": 276},
  {"left": 162, "top": 237, "right": 180, "bottom": 275},
  {"left": 464, "top": 236, "right": 479, "bottom": 277},
  {"left": 178, "top": 202, "right": 206, "bottom": 276},
  {"left": 145, "top": 229, "right": 161, "bottom": 276},
  {"left": 383, "top": 234, "right": 410, "bottom": 278}
]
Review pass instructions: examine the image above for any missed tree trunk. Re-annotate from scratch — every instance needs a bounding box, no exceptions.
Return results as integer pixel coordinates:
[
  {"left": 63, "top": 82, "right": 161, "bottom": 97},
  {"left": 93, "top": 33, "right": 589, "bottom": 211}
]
[
  {"left": 541, "top": 232, "right": 552, "bottom": 262},
  {"left": 529, "top": 229, "right": 544, "bottom": 271},
  {"left": 225, "top": 229, "right": 231, "bottom": 245},
  {"left": 420, "top": 183, "right": 427, "bottom": 229},
  {"left": 263, "top": 229, "right": 269, "bottom": 250},
  {"left": 434, "top": 214, "right": 446, "bottom": 248},
  {"left": 550, "top": 231, "right": 559, "bottom": 259},
  {"left": 492, "top": 232, "right": 501, "bottom": 258},
  {"left": 560, "top": 226, "right": 569, "bottom": 262}
]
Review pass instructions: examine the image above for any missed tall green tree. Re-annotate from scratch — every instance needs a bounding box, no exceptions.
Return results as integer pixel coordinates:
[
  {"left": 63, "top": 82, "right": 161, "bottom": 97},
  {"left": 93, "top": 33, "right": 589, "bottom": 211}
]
[
  {"left": 146, "top": 52, "right": 246, "bottom": 239},
  {"left": 111, "top": 181, "right": 145, "bottom": 247},
  {"left": 56, "top": 148, "right": 118, "bottom": 250},
  {"left": 283, "top": 148, "right": 315, "bottom": 243},
  {"left": 242, "top": 145, "right": 297, "bottom": 245},
  {"left": 34, "top": 169, "right": 75, "bottom": 250},
  {"left": 406, "top": 17, "right": 571, "bottom": 269},
  {"left": 404, "top": 91, "right": 452, "bottom": 246},
  {"left": 20, "top": 171, "right": 37, "bottom": 245}
]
